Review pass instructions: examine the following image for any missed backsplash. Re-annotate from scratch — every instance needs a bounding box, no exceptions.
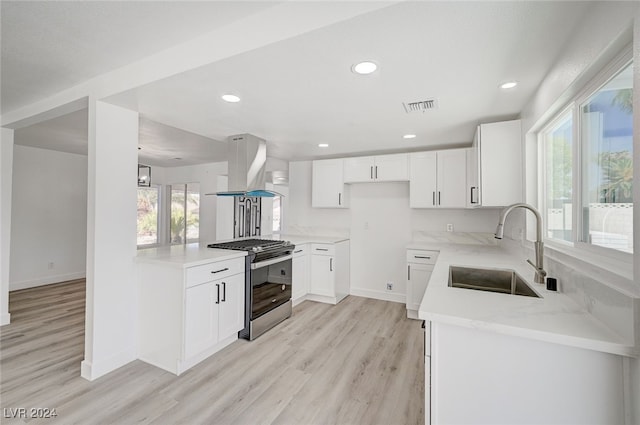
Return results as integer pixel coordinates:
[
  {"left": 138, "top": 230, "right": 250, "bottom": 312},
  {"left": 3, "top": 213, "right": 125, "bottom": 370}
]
[
  {"left": 285, "top": 225, "right": 350, "bottom": 238},
  {"left": 411, "top": 231, "right": 498, "bottom": 246}
]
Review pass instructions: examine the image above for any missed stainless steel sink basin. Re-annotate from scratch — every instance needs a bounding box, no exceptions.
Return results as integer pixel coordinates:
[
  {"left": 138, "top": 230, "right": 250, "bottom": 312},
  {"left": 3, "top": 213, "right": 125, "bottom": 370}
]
[{"left": 448, "top": 266, "right": 540, "bottom": 298}]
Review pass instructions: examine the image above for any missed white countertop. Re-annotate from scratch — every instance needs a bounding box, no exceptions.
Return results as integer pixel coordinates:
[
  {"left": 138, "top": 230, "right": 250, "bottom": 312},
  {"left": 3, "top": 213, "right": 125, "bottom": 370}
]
[
  {"left": 414, "top": 243, "right": 636, "bottom": 357},
  {"left": 136, "top": 243, "right": 247, "bottom": 268}
]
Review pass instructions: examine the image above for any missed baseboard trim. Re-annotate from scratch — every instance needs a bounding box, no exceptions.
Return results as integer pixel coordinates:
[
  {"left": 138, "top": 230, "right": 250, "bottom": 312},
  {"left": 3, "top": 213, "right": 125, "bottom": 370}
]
[
  {"left": 81, "top": 349, "right": 136, "bottom": 381},
  {"left": 10, "top": 272, "right": 86, "bottom": 291},
  {"left": 350, "top": 287, "right": 406, "bottom": 304},
  {"left": 0, "top": 313, "right": 10, "bottom": 326},
  {"left": 292, "top": 295, "right": 308, "bottom": 307}
]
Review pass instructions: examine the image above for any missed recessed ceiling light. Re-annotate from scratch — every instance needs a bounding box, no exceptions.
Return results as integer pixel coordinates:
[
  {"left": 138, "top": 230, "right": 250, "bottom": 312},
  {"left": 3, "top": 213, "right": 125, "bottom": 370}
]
[
  {"left": 403, "top": 134, "right": 417, "bottom": 139},
  {"left": 221, "top": 94, "right": 241, "bottom": 103},
  {"left": 352, "top": 61, "right": 378, "bottom": 75},
  {"left": 500, "top": 81, "right": 518, "bottom": 89},
  {"left": 318, "top": 143, "right": 329, "bottom": 148}
]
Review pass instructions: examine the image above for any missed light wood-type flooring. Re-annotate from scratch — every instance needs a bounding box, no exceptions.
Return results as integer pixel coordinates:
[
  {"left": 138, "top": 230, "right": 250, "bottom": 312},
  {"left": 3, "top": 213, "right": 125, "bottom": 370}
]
[{"left": 1, "top": 279, "right": 424, "bottom": 425}]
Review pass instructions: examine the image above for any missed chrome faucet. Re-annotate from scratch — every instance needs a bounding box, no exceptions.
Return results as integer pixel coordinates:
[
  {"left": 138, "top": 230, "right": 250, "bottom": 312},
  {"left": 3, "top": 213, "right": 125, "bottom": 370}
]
[{"left": 494, "top": 203, "right": 547, "bottom": 284}]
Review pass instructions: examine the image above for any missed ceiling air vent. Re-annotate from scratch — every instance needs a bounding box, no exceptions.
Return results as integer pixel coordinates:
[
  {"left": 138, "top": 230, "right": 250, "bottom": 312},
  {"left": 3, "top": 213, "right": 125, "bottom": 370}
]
[{"left": 402, "top": 98, "right": 438, "bottom": 114}]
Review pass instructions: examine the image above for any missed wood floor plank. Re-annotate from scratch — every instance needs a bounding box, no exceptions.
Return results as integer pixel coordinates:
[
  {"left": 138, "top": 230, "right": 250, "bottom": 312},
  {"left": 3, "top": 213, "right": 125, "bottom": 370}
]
[{"left": 1, "top": 280, "right": 424, "bottom": 425}]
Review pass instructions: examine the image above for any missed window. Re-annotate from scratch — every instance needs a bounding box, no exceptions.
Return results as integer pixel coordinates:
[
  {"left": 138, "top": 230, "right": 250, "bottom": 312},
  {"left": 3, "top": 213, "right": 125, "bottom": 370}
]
[
  {"left": 540, "top": 56, "right": 633, "bottom": 257},
  {"left": 579, "top": 62, "right": 633, "bottom": 253},
  {"left": 542, "top": 110, "right": 573, "bottom": 243},
  {"left": 170, "top": 183, "right": 200, "bottom": 244},
  {"left": 137, "top": 186, "right": 160, "bottom": 246}
]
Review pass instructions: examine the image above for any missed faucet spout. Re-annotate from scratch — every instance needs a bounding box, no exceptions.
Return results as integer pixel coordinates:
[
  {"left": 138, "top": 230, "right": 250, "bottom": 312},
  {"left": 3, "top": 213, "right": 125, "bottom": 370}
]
[{"left": 494, "top": 203, "right": 547, "bottom": 284}]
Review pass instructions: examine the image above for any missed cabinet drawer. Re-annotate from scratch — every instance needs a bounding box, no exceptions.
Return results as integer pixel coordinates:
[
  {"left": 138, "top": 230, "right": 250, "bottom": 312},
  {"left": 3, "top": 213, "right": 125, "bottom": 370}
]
[
  {"left": 292, "top": 244, "right": 309, "bottom": 257},
  {"left": 311, "top": 243, "right": 335, "bottom": 256},
  {"left": 186, "top": 257, "right": 245, "bottom": 288},
  {"left": 406, "top": 250, "right": 438, "bottom": 265}
]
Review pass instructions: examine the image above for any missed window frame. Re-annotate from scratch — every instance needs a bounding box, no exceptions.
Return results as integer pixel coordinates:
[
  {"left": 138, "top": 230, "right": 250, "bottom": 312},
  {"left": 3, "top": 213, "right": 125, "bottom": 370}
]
[
  {"left": 538, "top": 46, "right": 633, "bottom": 268},
  {"left": 169, "top": 182, "right": 200, "bottom": 245},
  {"left": 136, "top": 184, "right": 162, "bottom": 249}
]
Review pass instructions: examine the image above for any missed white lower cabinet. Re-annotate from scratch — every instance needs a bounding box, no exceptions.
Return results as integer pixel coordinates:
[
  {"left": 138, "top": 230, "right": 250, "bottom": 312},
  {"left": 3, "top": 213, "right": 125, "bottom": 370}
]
[
  {"left": 139, "top": 256, "right": 245, "bottom": 375},
  {"left": 308, "top": 241, "right": 350, "bottom": 304},
  {"left": 292, "top": 244, "right": 310, "bottom": 305},
  {"left": 406, "top": 249, "right": 438, "bottom": 319},
  {"left": 427, "top": 321, "right": 625, "bottom": 424}
]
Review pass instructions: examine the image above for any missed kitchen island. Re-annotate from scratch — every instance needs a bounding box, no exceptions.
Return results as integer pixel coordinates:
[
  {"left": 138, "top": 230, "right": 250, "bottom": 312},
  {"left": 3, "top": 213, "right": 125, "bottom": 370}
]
[
  {"left": 416, "top": 242, "right": 636, "bottom": 424},
  {"left": 137, "top": 244, "right": 248, "bottom": 375}
]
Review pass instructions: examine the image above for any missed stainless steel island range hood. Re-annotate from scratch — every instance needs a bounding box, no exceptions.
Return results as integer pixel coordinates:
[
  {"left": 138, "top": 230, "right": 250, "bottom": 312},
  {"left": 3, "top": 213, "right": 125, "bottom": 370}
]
[{"left": 215, "top": 134, "right": 281, "bottom": 197}]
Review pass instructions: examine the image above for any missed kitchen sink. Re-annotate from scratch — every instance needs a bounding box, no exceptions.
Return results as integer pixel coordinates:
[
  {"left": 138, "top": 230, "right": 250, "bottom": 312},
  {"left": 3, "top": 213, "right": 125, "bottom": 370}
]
[{"left": 448, "top": 266, "right": 540, "bottom": 298}]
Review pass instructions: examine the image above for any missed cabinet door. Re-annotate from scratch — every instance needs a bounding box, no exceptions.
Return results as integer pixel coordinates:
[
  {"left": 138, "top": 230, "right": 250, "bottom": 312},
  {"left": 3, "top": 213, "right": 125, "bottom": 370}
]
[
  {"left": 217, "top": 273, "right": 245, "bottom": 341},
  {"left": 184, "top": 282, "right": 217, "bottom": 359},
  {"left": 479, "top": 120, "right": 522, "bottom": 207},
  {"left": 437, "top": 149, "right": 467, "bottom": 208},
  {"left": 375, "top": 153, "right": 409, "bottom": 182},
  {"left": 343, "top": 157, "right": 374, "bottom": 183},
  {"left": 409, "top": 152, "right": 438, "bottom": 208},
  {"left": 467, "top": 135, "right": 480, "bottom": 208},
  {"left": 292, "top": 250, "right": 309, "bottom": 300},
  {"left": 407, "top": 263, "right": 434, "bottom": 311},
  {"left": 310, "top": 255, "right": 334, "bottom": 297},
  {"left": 312, "top": 159, "right": 347, "bottom": 208}
]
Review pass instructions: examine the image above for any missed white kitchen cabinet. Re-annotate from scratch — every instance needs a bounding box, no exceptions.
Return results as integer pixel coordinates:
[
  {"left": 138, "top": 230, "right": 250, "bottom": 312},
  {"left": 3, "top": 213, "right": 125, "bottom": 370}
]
[
  {"left": 138, "top": 256, "right": 246, "bottom": 375},
  {"left": 312, "top": 158, "right": 349, "bottom": 208},
  {"left": 216, "top": 273, "right": 245, "bottom": 342},
  {"left": 428, "top": 321, "right": 625, "bottom": 424},
  {"left": 469, "top": 119, "right": 522, "bottom": 207},
  {"left": 292, "top": 244, "right": 309, "bottom": 305},
  {"left": 406, "top": 249, "right": 438, "bottom": 319},
  {"left": 308, "top": 241, "right": 350, "bottom": 304},
  {"left": 410, "top": 149, "right": 467, "bottom": 208},
  {"left": 343, "top": 153, "right": 409, "bottom": 183},
  {"left": 184, "top": 281, "right": 217, "bottom": 359}
]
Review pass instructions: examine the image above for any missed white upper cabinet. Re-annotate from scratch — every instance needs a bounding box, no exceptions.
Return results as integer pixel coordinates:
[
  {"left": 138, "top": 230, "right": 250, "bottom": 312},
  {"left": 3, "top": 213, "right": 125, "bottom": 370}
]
[
  {"left": 470, "top": 120, "right": 523, "bottom": 207},
  {"left": 312, "top": 158, "right": 348, "bottom": 208},
  {"left": 343, "top": 153, "right": 409, "bottom": 183},
  {"left": 409, "top": 152, "right": 438, "bottom": 208},
  {"left": 410, "top": 149, "right": 467, "bottom": 208}
]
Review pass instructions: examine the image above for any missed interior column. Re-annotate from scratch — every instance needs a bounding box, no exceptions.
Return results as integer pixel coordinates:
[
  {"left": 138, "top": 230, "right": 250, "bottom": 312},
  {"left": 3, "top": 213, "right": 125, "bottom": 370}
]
[
  {"left": 0, "top": 128, "right": 14, "bottom": 326},
  {"left": 81, "top": 99, "right": 139, "bottom": 380}
]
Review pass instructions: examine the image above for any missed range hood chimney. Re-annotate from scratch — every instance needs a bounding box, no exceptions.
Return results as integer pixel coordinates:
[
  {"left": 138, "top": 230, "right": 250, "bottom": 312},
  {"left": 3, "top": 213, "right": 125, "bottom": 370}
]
[{"left": 215, "top": 134, "right": 280, "bottom": 197}]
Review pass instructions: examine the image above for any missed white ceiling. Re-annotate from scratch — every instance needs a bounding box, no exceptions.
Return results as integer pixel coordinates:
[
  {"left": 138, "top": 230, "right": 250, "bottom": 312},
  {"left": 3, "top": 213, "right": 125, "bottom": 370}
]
[
  {"left": 3, "top": 1, "right": 597, "bottom": 164},
  {"left": 13, "top": 108, "right": 228, "bottom": 167}
]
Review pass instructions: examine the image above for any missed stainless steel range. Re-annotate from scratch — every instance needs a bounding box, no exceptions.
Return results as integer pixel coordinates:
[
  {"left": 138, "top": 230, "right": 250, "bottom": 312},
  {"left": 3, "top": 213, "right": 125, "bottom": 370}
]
[{"left": 207, "top": 238, "right": 294, "bottom": 340}]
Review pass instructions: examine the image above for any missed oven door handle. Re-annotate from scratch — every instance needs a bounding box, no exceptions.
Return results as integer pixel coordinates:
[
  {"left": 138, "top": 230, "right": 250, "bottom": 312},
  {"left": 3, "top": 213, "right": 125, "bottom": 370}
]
[{"left": 250, "top": 254, "right": 293, "bottom": 270}]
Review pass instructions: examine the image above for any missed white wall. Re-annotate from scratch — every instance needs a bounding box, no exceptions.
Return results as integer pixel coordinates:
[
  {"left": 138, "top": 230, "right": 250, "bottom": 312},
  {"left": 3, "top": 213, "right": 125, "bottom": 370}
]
[
  {"left": 288, "top": 160, "right": 500, "bottom": 302},
  {"left": 0, "top": 128, "right": 14, "bottom": 325},
  {"left": 10, "top": 145, "right": 87, "bottom": 290},
  {"left": 82, "top": 100, "right": 138, "bottom": 381}
]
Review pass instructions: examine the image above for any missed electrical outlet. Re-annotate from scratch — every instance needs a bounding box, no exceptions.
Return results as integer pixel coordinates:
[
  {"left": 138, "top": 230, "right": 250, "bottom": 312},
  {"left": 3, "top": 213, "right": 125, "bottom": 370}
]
[
  {"left": 48, "top": 262, "right": 54, "bottom": 270},
  {"left": 386, "top": 282, "right": 393, "bottom": 291},
  {"left": 446, "top": 223, "right": 454, "bottom": 232}
]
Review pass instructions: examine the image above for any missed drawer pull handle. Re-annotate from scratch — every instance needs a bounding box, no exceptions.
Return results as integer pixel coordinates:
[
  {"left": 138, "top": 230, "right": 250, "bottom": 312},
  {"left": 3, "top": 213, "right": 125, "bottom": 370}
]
[
  {"left": 316, "top": 248, "right": 329, "bottom": 251},
  {"left": 294, "top": 249, "right": 303, "bottom": 253},
  {"left": 272, "top": 298, "right": 277, "bottom": 303},
  {"left": 211, "top": 267, "right": 229, "bottom": 274},
  {"left": 414, "top": 256, "right": 431, "bottom": 259}
]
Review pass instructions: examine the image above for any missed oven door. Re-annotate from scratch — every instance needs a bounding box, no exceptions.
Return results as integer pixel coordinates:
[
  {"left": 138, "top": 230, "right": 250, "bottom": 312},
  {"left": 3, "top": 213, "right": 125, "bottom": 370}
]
[{"left": 250, "top": 255, "right": 292, "bottom": 320}]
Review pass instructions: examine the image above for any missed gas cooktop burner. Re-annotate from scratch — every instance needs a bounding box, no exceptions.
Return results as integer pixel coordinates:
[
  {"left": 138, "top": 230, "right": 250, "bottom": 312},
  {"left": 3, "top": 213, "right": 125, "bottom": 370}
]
[{"left": 207, "top": 238, "right": 292, "bottom": 252}]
